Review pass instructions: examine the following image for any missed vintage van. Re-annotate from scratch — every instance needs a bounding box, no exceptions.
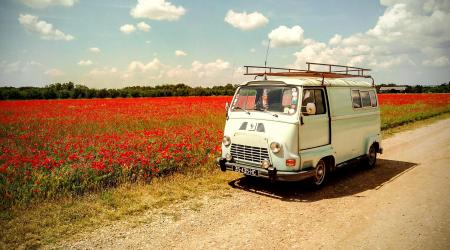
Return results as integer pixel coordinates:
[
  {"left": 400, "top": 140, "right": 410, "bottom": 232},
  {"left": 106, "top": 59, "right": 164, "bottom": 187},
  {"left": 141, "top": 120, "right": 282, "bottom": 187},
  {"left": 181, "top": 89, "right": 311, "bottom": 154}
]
[{"left": 217, "top": 62, "right": 383, "bottom": 186}]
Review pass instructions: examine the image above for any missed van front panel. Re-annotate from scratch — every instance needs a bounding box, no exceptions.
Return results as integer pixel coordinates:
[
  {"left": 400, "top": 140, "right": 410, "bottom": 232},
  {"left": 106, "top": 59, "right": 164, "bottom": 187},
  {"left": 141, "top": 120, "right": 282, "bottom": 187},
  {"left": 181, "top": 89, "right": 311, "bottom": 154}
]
[{"left": 222, "top": 117, "right": 300, "bottom": 171}]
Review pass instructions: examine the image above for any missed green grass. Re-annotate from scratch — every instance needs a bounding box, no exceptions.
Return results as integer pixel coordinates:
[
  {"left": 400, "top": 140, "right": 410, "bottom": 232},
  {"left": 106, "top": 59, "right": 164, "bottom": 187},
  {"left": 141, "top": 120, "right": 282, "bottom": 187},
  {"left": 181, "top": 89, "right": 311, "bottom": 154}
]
[
  {"left": 0, "top": 166, "right": 239, "bottom": 249},
  {"left": 380, "top": 103, "right": 450, "bottom": 130}
]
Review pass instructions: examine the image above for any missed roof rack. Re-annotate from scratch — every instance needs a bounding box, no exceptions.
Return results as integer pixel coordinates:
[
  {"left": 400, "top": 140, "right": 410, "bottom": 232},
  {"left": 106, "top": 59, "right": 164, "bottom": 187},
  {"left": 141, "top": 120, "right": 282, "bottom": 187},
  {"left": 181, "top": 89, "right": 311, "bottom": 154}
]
[{"left": 244, "top": 62, "right": 374, "bottom": 86}]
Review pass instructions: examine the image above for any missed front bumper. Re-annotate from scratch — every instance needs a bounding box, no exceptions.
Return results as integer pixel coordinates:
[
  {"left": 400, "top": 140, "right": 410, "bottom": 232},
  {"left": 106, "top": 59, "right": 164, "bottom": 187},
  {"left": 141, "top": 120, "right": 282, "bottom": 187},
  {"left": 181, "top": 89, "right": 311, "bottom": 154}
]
[{"left": 216, "top": 157, "right": 315, "bottom": 182}]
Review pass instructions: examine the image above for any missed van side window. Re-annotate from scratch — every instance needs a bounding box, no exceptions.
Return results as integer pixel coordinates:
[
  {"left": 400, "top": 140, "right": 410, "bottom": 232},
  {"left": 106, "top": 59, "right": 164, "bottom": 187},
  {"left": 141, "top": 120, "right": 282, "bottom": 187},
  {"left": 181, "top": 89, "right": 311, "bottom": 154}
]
[
  {"left": 302, "top": 89, "right": 326, "bottom": 115},
  {"left": 360, "top": 91, "right": 371, "bottom": 107},
  {"left": 352, "top": 90, "right": 362, "bottom": 108},
  {"left": 369, "top": 90, "right": 378, "bottom": 107}
]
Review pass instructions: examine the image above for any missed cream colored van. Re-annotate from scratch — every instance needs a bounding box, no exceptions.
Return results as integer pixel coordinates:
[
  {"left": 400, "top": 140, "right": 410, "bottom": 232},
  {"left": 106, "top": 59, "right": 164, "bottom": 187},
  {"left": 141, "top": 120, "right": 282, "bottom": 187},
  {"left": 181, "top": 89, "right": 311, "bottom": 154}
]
[{"left": 217, "top": 62, "right": 382, "bottom": 186}]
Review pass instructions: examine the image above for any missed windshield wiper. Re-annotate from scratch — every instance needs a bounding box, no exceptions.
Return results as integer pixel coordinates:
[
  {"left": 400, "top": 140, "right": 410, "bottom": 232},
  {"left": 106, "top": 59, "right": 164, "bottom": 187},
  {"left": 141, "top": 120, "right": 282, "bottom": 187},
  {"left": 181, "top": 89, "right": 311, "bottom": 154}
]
[
  {"left": 256, "top": 108, "right": 278, "bottom": 118},
  {"left": 233, "top": 106, "right": 250, "bottom": 115}
]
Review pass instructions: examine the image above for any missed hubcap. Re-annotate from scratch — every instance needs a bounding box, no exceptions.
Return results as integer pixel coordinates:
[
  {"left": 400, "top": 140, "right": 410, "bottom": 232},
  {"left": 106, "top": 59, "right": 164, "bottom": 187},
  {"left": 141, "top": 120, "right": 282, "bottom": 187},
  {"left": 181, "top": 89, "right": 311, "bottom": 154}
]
[{"left": 315, "top": 161, "right": 325, "bottom": 185}]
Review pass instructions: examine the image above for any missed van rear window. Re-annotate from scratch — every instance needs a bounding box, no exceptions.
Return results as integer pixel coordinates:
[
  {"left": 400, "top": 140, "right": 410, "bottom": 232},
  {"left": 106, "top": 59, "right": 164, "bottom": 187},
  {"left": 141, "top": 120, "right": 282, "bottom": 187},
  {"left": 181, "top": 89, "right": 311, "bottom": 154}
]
[
  {"left": 360, "top": 91, "right": 371, "bottom": 107},
  {"left": 369, "top": 90, "right": 378, "bottom": 107},
  {"left": 352, "top": 90, "right": 362, "bottom": 108}
]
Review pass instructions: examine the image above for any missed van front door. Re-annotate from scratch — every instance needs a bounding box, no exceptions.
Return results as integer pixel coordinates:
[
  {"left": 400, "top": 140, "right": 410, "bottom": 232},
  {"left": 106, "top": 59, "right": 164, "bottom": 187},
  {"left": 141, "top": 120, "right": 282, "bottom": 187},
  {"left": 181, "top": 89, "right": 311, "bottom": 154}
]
[{"left": 299, "top": 88, "right": 330, "bottom": 150}]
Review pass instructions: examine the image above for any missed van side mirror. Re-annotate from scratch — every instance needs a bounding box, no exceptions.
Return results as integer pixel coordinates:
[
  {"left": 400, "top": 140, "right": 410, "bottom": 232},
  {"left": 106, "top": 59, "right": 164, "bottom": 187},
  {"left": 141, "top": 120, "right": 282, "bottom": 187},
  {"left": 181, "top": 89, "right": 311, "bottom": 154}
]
[{"left": 306, "top": 103, "right": 316, "bottom": 115}]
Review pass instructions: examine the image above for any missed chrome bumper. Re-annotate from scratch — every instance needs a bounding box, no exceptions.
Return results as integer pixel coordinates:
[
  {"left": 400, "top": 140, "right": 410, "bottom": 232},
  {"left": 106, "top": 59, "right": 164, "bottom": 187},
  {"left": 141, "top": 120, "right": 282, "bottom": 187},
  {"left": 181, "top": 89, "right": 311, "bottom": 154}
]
[{"left": 216, "top": 157, "right": 315, "bottom": 182}]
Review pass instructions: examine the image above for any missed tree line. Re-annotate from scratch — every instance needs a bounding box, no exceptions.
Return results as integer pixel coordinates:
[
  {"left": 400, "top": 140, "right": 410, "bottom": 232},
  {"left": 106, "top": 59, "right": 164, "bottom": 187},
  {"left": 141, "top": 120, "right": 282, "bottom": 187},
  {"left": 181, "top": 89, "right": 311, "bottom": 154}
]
[
  {"left": 0, "top": 82, "right": 449, "bottom": 100},
  {"left": 0, "top": 82, "right": 237, "bottom": 100},
  {"left": 377, "top": 83, "right": 450, "bottom": 93}
]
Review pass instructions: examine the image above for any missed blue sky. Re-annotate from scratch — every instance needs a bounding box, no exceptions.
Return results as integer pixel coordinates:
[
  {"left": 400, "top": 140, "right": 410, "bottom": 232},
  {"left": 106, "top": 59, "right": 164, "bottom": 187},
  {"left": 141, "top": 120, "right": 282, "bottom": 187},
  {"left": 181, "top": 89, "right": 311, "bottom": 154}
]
[{"left": 0, "top": 0, "right": 449, "bottom": 88}]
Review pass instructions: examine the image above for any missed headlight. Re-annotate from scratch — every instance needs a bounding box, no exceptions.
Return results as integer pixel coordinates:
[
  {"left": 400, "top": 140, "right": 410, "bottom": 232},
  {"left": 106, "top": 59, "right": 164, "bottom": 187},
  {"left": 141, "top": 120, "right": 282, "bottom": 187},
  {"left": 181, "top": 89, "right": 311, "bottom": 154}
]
[
  {"left": 270, "top": 142, "right": 282, "bottom": 153},
  {"left": 261, "top": 159, "right": 270, "bottom": 169},
  {"left": 222, "top": 136, "right": 231, "bottom": 147}
]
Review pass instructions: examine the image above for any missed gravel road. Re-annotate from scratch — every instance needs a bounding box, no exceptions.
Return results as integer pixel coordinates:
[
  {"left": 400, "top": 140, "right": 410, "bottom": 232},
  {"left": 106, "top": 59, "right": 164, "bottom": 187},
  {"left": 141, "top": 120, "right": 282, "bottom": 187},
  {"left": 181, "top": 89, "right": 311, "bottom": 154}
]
[{"left": 55, "top": 118, "right": 450, "bottom": 249}]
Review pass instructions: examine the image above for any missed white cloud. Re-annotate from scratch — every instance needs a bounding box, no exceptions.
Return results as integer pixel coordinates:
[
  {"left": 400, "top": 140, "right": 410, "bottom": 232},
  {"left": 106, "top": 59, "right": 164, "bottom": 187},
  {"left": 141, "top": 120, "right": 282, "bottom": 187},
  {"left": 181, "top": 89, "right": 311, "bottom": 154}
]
[
  {"left": 20, "top": 0, "right": 77, "bottom": 8},
  {"left": 164, "top": 59, "right": 250, "bottom": 86},
  {"left": 137, "top": 21, "right": 151, "bottom": 31},
  {"left": 190, "top": 59, "right": 230, "bottom": 77},
  {"left": 268, "top": 25, "right": 304, "bottom": 48},
  {"left": 127, "top": 58, "right": 163, "bottom": 73},
  {"left": 18, "top": 14, "right": 74, "bottom": 41},
  {"left": 78, "top": 60, "right": 93, "bottom": 66},
  {"left": 89, "top": 47, "right": 101, "bottom": 53},
  {"left": 45, "top": 68, "right": 64, "bottom": 76},
  {"left": 88, "top": 67, "right": 118, "bottom": 76},
  {"left": 224, "top": 10, "right": 268, "bottom": 30},
  {"left": 175, "top": 50, "right": 187, "bottom": 56},
  {"left": 145, "top": 40, "right": 151, "bottom": 44},
  {"left": 423, "top": 56, "right": 450, "bottom": 67},
  {"left": 288, "top": 0, "right": 450, "bottom": 84},
  {"left": 165, "top": 59, "right": 230, "bottom": 78},
  {"left": 130, "top": 0, "right": 186, "bottom": 21},
  {"left": 120, "top": 24, "right": 136, "bottom": 34},
  {"left": 250, "top": 48, "right": 256, "bottom": 53},
  {"left": 329, "top": 34, "right": 342, "bottom": 46}
]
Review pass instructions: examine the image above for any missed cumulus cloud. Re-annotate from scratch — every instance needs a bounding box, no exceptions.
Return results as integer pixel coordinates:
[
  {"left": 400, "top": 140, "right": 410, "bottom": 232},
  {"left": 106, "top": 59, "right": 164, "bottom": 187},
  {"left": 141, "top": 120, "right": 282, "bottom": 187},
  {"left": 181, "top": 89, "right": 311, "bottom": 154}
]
[
  {"left": 329, "top": 34, "right": 342, "bottom": 46},
  {"left": 190, "top": 59, "right": 230, "bottom": 77},
  {"left": 268, "top": 25, "right": 304, "bottom": 47},
  {"left": 224, "top": 10, "right": 268, "bottom": 30},
  {"left": 120, "top": 24, "right": 136, "bottom": 34},
  {"left": 137, "top": 21, "right": 151, "bottom": 31},
  {"left": 127, "top": 58, "right": 163, "bottom": 73},
  {"left": 130, "top": 0, "right": 186, "bottom": 21},
  {"left": 18, "top": 14, "right": 74, "bottom": 41},
  {"left": 165, "top": 59, "right": 231, "bottom": 79},
  {"left": 78, "top": 60, "right": 93, "bottom": 66},
  {"left": 88, "top": 67, "right": 118, "bottom": 76},
  {"left": 89, "top": 47, "right": 100, "bottom": 53},
  {"left": 175, "top": 50, "right": 187, "bottom": 56},
  {"left": 20, "top": 0, "right": 77, "bottom": 8},
  {"left": 45, "top": 68, "right": 64, "bottom": 76},
  {"left": 289, "top": 0, "right": 450, "bottom": 82}
]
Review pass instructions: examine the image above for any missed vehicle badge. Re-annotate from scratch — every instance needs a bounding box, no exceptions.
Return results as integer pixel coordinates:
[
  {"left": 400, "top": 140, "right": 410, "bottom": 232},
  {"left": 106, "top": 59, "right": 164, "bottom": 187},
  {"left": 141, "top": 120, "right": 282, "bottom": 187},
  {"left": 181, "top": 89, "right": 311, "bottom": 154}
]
[{"left": 248, "top": 122, "right": 257, "bottom": 131}]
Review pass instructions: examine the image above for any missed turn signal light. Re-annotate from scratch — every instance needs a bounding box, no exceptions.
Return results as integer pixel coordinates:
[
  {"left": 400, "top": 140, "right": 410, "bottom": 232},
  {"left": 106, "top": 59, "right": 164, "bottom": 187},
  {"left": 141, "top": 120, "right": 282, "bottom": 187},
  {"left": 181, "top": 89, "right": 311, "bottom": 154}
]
[{"left": 286, "top": 159, "right": 296, "bottom": 167}]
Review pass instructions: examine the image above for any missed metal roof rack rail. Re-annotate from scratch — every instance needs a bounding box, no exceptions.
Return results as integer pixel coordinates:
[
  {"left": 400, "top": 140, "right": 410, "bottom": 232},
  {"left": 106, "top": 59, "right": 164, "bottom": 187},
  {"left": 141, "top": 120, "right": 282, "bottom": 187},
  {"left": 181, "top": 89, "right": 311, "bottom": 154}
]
[{"left": 244, "top": 62, "right": 374, "bottom": 86}]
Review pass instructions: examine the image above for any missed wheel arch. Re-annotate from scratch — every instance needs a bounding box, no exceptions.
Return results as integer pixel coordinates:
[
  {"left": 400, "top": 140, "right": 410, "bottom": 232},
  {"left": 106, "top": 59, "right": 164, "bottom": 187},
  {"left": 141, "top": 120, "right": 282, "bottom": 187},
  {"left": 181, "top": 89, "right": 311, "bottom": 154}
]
[
  {"left": 365, "top": 135, "right": 381, "bottom": 155},
  {"left": 322, "top": 155, "right": 336, "bottom": 172}
]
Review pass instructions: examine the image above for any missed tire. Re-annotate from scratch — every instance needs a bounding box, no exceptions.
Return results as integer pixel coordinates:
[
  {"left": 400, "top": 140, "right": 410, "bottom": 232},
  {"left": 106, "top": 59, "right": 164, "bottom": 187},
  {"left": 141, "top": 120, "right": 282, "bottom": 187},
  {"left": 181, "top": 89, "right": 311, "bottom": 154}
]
[
  {"left": 365, "top": 144, "right": 378, "bottom": 168},
  {"left": 312, "top": 159, "right": 327, "bottom": 187}
]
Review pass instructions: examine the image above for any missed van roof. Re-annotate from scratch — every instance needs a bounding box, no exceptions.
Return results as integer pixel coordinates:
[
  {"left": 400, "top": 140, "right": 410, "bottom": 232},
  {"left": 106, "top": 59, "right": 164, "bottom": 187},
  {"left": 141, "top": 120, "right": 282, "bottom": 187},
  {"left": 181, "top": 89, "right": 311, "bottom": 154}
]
[
  {"left": 242, "top": 62, "right": 375, "bottom": 87},
  {"left": 243, "top": 77, "right": 373, "bottom": 87}
]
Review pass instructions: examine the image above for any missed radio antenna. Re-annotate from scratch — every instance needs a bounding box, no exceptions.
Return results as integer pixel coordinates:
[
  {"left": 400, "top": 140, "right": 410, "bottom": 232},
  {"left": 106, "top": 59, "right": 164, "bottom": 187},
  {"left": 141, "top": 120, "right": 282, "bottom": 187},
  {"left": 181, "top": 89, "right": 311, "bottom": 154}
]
[
  {"left": 264, "top": 39, "right": 271, "bottom": 67},
  {"left": 264, "top": 39, "right": 271, "bottom": 80}
]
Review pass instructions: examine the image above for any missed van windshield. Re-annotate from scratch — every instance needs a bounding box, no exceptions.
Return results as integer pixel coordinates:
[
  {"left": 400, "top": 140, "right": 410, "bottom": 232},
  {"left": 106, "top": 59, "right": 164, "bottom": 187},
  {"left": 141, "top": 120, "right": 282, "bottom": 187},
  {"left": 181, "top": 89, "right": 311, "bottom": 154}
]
[{"left": 231, "top": 86, "right": 299, "bottom": 115}]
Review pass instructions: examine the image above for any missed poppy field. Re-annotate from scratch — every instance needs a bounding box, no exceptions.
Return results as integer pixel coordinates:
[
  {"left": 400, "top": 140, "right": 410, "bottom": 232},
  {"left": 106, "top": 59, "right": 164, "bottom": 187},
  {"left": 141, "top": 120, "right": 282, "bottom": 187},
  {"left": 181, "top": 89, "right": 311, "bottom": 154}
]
[
  {"left": 378, "top": 93, "right": 450, "bottom": 129},
  {"left": 1, "top": 93, "right": 450, "bottom": 208}
]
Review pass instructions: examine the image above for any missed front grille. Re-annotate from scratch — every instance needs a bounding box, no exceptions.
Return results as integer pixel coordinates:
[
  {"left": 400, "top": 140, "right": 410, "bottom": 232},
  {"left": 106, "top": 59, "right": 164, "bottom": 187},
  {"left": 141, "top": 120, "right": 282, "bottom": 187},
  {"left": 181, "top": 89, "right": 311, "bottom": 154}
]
[{"left": 230, "top": 143, "right": 269, "bottom": 163}]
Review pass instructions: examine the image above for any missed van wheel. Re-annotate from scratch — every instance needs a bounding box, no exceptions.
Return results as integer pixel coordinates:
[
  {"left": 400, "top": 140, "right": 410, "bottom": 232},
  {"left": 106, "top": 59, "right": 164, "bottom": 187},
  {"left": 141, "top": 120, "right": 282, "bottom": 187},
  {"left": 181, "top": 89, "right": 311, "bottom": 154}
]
[
  {"left": 366, "top": 144, "right": 378, "bottom": 168},
  {"left": 313, "top": 159, "right": 327, "bottom": 187}
]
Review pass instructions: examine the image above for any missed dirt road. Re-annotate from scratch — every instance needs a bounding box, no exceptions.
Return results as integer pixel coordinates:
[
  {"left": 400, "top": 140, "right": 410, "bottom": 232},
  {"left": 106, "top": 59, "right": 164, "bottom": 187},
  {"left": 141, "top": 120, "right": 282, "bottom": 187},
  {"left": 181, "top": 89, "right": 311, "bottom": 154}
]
[{"left": 56, "top": 119, "right": 450, "bottom": 249}]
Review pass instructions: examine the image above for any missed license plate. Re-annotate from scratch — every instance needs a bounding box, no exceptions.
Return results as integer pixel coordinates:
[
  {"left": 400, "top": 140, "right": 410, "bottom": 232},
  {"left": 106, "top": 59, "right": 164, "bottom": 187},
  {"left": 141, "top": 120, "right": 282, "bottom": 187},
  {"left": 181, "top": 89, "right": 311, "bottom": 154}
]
[{"left": 232, "top": 165, "right": 259, "bottom": 176}]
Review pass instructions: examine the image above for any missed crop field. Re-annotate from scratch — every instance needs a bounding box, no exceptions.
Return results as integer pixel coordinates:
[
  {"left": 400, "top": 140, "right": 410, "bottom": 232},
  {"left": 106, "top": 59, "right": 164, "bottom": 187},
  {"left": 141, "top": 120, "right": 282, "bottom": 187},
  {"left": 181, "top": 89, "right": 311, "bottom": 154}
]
[
  {"left": 378, "top": 93, "right": 450, "bottom": 129},
  {"left": 1, "top": 93, "right": 450, "bottom": 208}
]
